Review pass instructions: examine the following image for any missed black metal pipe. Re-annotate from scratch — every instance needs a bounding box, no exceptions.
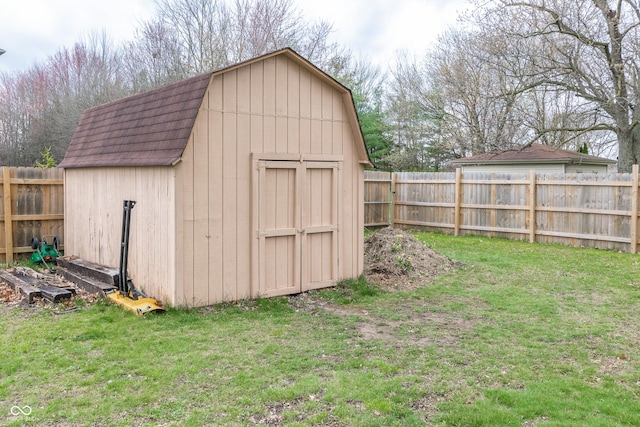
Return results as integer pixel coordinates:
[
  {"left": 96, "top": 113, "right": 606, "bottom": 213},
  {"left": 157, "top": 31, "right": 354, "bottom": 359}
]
[{"left": 118, "top": 200, "right": 136, "bottom": 298}]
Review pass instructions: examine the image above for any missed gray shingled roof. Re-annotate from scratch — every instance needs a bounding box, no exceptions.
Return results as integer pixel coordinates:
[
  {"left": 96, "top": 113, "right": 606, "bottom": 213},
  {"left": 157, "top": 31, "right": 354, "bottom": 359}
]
[
  {"left": 59, "top": 72, "right": 213, "bottom": 168},
  {"left": 451, "top": 143, "right": 616, "bottom": 165}
]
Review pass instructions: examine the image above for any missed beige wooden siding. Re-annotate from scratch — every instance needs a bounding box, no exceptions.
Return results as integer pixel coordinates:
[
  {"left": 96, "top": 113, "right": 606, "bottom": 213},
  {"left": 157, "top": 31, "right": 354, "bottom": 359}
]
[
  {"left": 177, "top": 53, "right": 365, "bottom": 306},
  {"left": 64, "top": 167, "right": 176, "bottom": 304}
]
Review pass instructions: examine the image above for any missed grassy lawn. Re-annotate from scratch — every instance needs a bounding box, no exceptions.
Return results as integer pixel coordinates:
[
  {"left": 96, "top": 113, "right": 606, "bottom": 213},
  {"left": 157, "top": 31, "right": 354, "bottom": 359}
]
[{"left": 2, "top": 232, "right": 640, "bottom": 426}]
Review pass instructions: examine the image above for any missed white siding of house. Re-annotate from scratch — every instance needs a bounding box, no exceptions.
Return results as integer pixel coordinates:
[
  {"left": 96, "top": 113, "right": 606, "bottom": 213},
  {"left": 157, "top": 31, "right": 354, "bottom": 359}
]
[
  {"left": 566, "top": 164, "right": 610, "bottom": 173},
  {"left": 460, "top": 164, "right": 564, "bottom": 174}
]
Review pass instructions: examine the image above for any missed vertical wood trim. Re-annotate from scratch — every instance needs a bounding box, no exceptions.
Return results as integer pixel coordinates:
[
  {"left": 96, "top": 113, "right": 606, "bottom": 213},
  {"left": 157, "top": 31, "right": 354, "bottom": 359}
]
[
  {"left": 170, "top": 167, "right": 179, "bottom": 307},
  {"left": 300, "top": 68, "right": 311, "bottom": 119},
  {"left": 310, "top": 77, "right": 322, "bottom": 120},
  {"left": 287, "top": 59, "right": 300, "bottom": 118},
  {"left": 223, "top": 112, "right": 238, "bottom": 301},
  {"left": 182, "top": 138, "right": 196, "bottom": 306},
  {"left": 529, "top": 170, "right": 537, "bottom": 244},
  {"left": 250, "top": 62, "right": 264, "bottom": 115},
  {"left": 296, "top": 162, "right": 303, "bottom": 291},
  {"left": 3, "top": 168, "right": 13, "bottom": 265},
  {"left": 237, "top": 65, "right": 251, "bottom": 114},
  {"left": 454, "top": 168, "right": 462, "bottom": 236},
  {"left": 209, "top": 111, "right": 224, "bottom": 303},
  {"left": 631, "top": 164, "right": 639, "bottom": 253},
  {"left": 275, "top": 55, "right": 288, "bottom": 116},
  {"left": 356, "top": 165, "right": 364, "bottom": 276},
  {"left": 263, "top": 57, "right": 276, "bottom": 116},
  {"left": 258, "top": 163, "right": 267, "bottom": 295},
  {"left": 251, "top": 158, "right": 260, "bottom": 298},
  {"left": 193, "top": 104, "right": 210, "bottom": 306},
  {"left": 333, "top": 163, "right": 341, "bottom": 280},
  {"left": 236, "top": 113, "right": 252, "bottom": 300},
  {"left": 63, "top": 169, "right": 70, "bottom": 259}
]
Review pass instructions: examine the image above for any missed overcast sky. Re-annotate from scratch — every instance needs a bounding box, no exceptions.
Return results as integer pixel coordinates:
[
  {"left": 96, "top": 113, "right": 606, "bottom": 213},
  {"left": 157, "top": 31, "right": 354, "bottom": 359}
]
[{"left": 0, "top": 0, "right": 469, "bottom": 73}]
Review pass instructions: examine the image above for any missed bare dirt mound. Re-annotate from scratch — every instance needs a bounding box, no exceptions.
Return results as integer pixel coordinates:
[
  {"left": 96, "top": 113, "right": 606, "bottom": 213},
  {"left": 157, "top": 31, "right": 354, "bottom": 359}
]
[{"left": 364, "top": 227, "right": 462, "bottom": 290}]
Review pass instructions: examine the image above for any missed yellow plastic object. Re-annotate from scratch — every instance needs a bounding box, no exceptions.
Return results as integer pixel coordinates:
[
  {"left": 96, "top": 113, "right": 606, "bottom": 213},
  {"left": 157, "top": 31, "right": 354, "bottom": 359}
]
[{"left": 106, "top": 291, "right": 165, "bottom": 315}]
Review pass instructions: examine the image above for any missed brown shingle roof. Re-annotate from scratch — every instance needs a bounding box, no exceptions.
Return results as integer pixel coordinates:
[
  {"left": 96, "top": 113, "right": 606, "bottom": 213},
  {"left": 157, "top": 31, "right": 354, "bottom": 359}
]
[
  {"left": 59, "top": 72, "right": 213, "bottom": 168},
  {"left": 451, "top": 143, "right": 616, "bottom": 165}
]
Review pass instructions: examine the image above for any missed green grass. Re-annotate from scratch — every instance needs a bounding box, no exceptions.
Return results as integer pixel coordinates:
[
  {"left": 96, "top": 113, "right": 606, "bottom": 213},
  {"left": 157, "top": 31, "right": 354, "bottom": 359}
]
[{"left": 2, "top": 232, "right": 640, "bottom": 426}]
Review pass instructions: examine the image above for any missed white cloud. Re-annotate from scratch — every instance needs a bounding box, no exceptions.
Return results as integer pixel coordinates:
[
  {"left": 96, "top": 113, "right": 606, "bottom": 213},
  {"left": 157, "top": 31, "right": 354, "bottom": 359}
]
[
  {"left": 297, "top": 0, "right": 469, "bottom": 70},
  {"left": 0, "top": 0, "right": 157, "bottom": 72},
  {"left": 0, "top": 0, "right": 469, "bottom": 73}
]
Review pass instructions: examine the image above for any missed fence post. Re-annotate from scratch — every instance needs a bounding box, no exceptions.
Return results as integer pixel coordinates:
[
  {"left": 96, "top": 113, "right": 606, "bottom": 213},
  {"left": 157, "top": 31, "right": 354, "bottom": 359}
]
[
  {"left": 631, "top": 164, "right": 639, "bottom": 254},
  {"left": 3, "top": 167, "right": 13, "bottom": 265},
  {"left": 390, "top": 172, "right": 396, "bottom": 228},
  {"left": 529, "top": 170, "right": 537, "bottom": 244},
  {"left": 454, "top": 168, "right": 462, "bottom": 236}
]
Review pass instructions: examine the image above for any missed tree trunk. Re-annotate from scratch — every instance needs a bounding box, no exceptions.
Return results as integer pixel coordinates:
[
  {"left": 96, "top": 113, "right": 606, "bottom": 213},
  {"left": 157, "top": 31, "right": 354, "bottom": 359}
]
[
  {"left": 617, "top": 124, "right": 640, "bottom": 173},
  {"left": 618, "top": 129, "right": 632, "bottom": 173}
]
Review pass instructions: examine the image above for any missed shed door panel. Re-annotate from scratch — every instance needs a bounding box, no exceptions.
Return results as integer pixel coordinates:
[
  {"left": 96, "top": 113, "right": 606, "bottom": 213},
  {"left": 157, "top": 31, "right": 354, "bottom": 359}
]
[
  {"left": 258, "top": 163, "right": 300, "bottom": 297},
  {"left": 302, "top": 162, "right": 339, "bottom": 291},
  {"left": 256, "top": 160, "right": 339, "bottom": 297}
]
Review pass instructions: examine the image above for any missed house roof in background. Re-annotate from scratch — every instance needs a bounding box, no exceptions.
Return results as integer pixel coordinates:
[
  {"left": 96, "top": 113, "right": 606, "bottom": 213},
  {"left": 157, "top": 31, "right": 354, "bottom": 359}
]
[{"left": 451, "top": 143, "right": 616, "bottom": 166}]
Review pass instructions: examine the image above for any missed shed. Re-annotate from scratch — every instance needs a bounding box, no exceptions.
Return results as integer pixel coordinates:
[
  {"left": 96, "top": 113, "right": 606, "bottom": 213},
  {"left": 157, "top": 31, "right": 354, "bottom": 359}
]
[
  {"left": 60, "top": 48, "right": 373, "bottom": 308},
  {"left": 451, "top": 143, "right": 616, "bottom": 173}
]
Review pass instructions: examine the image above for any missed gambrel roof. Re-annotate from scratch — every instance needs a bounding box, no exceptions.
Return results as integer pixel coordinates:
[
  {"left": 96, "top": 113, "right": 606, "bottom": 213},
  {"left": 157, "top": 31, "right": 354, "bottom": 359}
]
[
  {"left": 59, "top": 72, "right": 212, "bottom": 168},
  {"left": 60, "top": 48, "right": 371, "bottom": 169}
]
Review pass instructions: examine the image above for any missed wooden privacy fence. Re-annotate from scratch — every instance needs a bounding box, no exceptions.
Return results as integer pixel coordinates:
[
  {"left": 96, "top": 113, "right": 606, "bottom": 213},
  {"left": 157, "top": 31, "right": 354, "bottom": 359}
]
[
  {"left": 365, "top": 166, "right": 640, "bottom": 253},
  {"left": 364, "top": 170, "right": 394, "bottom": 228},
  {"left": 0, "top": 167, "right": 64, "bottom": 264}
]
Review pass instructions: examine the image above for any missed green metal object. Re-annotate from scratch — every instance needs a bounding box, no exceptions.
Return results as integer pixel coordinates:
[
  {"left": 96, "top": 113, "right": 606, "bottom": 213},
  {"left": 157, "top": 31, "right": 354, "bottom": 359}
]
[{"left": 30, "top": 236, "right": 62, "bottom": 272}]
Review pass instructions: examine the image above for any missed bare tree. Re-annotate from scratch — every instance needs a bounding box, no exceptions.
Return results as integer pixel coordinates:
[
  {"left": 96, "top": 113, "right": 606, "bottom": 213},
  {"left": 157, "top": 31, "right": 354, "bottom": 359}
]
[
  {"left": 121, "top": 20, "right": 189, "bottom": 92},
  {"left": 385, "top": 30, "right": 536, "bottom": 170},
  {"left": 0, "top": 33, "right": 125, "bottom": 165},
  {"left": 153, "top": 0, "right": 344, "bottom": 73},
  {"left": 470, "top": 0, "right": 640, "bottom": 171}
]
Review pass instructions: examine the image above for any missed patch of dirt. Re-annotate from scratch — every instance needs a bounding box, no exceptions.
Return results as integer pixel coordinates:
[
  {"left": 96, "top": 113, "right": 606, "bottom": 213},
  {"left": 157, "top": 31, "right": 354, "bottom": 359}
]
[
  {"left": 337, "top": 306, "right": 477, "bottom": 347},
  {"left": 364, "top": 227, "right": 462, "bottom": 290},
  {"left": 522, "top": 417, "right": 550, "bottom": 426},
  {"left": 247, "top": 391, "right": 345, "bottom": 426},
  {"left": 412, "top": 389, "right": 451, "bottom": 423},
  {"left": 592, "top": 354, "right": 632, "bottom": 376}
]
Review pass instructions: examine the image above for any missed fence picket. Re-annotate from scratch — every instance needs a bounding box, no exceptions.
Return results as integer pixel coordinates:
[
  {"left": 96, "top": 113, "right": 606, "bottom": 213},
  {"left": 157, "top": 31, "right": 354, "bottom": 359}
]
[
  {"left": 365, "top": 168, "right": 640, "bottom": 253},
  {"left": 0, "top": 167, "right": 64, "bottom": 264}
]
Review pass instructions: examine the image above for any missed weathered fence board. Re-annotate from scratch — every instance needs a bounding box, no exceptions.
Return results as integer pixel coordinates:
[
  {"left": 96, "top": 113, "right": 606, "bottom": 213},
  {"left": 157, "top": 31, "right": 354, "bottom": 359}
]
[
  {"left": 0, "top": 167, "right": 64, "bottom": 264},
  {"left": 364, "top": 171, "right": 392, "bottom": 228},
  {"left": 365, "top": 166, "right": 640, "bottom": 253}
]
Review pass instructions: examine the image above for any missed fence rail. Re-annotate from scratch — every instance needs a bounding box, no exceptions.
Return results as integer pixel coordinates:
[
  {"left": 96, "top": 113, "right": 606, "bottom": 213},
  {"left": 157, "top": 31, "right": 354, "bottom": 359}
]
[
  {"left": 365, "top": 166, "right": 640, "bottom": 253},
  {"left": 0, "top": 167, "right": 64, "bottom": 264}
]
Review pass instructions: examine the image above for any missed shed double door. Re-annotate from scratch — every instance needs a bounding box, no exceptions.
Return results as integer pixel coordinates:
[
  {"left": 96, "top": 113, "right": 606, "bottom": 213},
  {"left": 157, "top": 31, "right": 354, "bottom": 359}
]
[{"left": 254, "top": 159, "right": 340, "bottom": 297}]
